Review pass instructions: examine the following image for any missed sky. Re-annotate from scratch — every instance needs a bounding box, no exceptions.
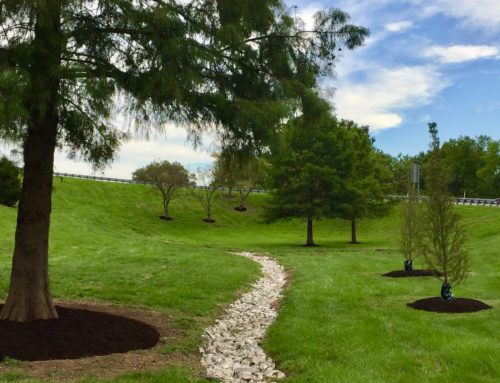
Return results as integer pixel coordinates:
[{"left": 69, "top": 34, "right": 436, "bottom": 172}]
[
  {"left": 297, "top": 0, "right": 500, "bottom": 156},
  {"left": 5, "top": 0, "right": 500, "bottom": 178}
]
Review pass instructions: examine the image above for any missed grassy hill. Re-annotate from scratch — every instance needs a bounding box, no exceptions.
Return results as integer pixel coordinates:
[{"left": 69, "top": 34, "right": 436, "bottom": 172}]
[{"left": 0, "top": 177, "right": 498, "bottom": 382}]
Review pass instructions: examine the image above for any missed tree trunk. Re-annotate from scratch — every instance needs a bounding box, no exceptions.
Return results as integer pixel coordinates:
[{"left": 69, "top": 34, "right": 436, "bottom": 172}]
[
  {"left": 0, "top": 0, "right": 62, "bottom": 322},
  {"left": 163, "top": 198, "right": 169, "bottom": 218},
  {"left": 350, "top": 217, "right": 358, "bottom": 244},
  {"left": 306, "top": 218, "right": 315, "bottom": 246}
]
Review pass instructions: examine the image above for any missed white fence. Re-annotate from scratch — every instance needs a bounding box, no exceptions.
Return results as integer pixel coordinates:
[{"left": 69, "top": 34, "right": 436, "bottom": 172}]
[{"left": 53, "top": 172, "right": 267, "bottom": 193}]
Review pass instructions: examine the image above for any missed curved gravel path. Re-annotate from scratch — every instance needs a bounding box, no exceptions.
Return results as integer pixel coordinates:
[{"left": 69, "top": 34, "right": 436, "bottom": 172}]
[{"left": 200, "top": 252, "right": 287, "bottom": 383}]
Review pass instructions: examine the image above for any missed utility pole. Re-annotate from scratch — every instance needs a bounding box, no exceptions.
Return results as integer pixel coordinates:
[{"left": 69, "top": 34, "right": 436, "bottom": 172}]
[{"left": 412, "top": 163, "right": 420, "bottom": 201}]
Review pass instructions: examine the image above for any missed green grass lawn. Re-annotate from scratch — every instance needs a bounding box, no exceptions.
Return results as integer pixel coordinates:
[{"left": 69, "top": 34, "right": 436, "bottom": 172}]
[{"left": 0, "top": 178, "right": 498, "bottom": 383}]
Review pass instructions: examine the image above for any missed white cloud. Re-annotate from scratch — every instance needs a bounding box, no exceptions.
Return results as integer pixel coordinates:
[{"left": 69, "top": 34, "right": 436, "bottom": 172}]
[
  {"left": 295, "top": 4, "right": 322, "bottom": 30},
  {"left": 423, "top": 45, "right": 499, "bottom": 63},
  {"left": 332, "top": 66, "right": 448, "bottom": 131},
  {"left": 385, "top": 20, "right": 413, "bottom": 32},
  {"left": 53, "top": 124, "right": 215, "bottom": 179},
  {"left": 414, "top": 0, "right": 500, "bottom": 32},
  {"left": 442, "top": 0, "right": 500, "bottom": 30}
]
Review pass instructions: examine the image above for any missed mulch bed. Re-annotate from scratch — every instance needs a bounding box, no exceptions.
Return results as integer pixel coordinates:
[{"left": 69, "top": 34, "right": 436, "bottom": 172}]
[
  {"left": 234, "top": 206, "right": 247, "bottom": 212},
  {"left": 159, "top": 215, "right": 173, "bottom": 221},
  {"left": 0, "top": 304, "right": 159, "bottom": 361},
  {"left": 407, "top": 297, "right": 492, "bottom": 313},
  {"left": 0, "top": 300, "right": 188, "bottom": 381},
  {"left": 203, "top": 218, "right": 216, "bottom": 223},
  {"left": 383, "top": 269, "right": 441, "bottom": 278}
]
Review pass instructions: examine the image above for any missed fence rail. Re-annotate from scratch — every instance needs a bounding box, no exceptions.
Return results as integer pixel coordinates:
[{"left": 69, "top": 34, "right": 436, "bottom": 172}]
[
  {"left": 55, "top": 172, "right": 148, "bottom": 185},
  {"left": 54, "top": 173, "right": 498, "bottom": 203},
  {"left": 388, "top": 194, "right": 500, "bottom": 207},
  {"left": 454, "top": 197, "right": 499, "bottom": 206},
  {"left": 53, "top": 172, "right": 267, "bottom": 193}
]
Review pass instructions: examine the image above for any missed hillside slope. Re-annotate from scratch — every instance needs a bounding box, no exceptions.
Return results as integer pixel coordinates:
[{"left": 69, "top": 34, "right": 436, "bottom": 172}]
[{"left": 0, "top": 177, "right": 498, "bottom": 383}]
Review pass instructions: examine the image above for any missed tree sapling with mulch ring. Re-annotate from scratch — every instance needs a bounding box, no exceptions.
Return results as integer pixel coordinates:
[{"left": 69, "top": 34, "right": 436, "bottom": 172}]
[
  {"left": 133, "top": 161, "right": 195, "bottom": 221},
  {"left": 384, "top": 169, "right": 437, "bottom": 278},
  {"left": 407, "top": 123, "right": 490, "bottom": 313},
  {"left": 194, "top": 166, "right": 220, "bottom": 224}
]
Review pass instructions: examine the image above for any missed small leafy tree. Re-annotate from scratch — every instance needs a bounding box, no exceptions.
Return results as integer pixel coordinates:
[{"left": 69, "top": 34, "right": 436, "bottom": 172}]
[
  {"left": 400, "top": 175, "right": 420, "bottom": 272},
  {"left": 214, "top": 150, "right": 268, "bottom": 210},
  {"left": 194, "top": 166, "right": 221, "bottom": 223},
  {"left": 419, "top": 122, "right": 470, "bottom": 300},
  {"left": 234, "top": 158, "right": 268, "bottom": 212},
  {"left": 0, "top": 156, "right": 21, "bottom": 207},
  {"left": 213, "top": 153, "right": 239, "bottom": 198},
  {"left": 133, "top": 161, "right": 194, "bottom": 220}
]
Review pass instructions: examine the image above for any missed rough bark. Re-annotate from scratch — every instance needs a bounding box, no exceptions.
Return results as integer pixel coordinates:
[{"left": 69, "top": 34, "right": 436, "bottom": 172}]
[
  {"left": 306, "top": 218, "right": 315, "bottom": 246},
  {"left": 0, "top": 1, "right": 62, "bottom": 322}
]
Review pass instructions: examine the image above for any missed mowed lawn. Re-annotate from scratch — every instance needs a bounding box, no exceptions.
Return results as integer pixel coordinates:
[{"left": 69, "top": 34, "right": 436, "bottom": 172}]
[{"left": 0, "top": 178, "right": 498, "bottom": 382}]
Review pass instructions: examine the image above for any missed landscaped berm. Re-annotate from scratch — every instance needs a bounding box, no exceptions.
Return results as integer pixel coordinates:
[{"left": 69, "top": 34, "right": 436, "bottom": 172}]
[{"left": 0, "top": 178, "right": 498, "bottom": 382}]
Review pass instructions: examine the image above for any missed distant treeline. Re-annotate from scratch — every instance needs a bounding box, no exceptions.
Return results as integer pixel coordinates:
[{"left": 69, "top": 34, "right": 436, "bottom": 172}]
[{"left": 388, "top": 135, "right": 500, "bottom": 198}]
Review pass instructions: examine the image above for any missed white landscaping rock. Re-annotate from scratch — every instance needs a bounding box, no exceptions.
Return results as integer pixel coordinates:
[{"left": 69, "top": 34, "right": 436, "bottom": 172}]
[{"left": 200, "top": 252, "right": 287, "bottom": 383}]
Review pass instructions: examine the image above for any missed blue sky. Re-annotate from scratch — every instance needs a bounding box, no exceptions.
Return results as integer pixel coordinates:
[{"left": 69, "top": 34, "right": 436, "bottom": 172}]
[
  {"left": 289, "top": 0, "right": 500, "bottom": 155},
  {"left": 5, "top": 0, "right": 496, "bottom": 177}
]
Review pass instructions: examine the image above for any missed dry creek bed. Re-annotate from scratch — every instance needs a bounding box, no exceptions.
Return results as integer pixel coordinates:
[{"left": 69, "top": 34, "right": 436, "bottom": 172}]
[{"left": 200, "top": 252, "right": 287, "bottom": 383}]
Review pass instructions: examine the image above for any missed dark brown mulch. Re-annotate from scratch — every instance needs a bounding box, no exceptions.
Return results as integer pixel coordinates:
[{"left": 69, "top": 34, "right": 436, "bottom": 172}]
[
  {"left": 159, "top": 215, "right": 173, "bottom": 221},
  {"left": 383, "top": 269, "right": 441, "bottom": 278},
  {"left": 407, "top": 297, "right": 492, "bottom": 313},
  {"left": 0, "top": 304, "right": 160, "bottom": 362},
  {"left": 234, "top": 206, "right": 247, "bottom": 212},
  {"left": 203, "top": 218, "right": 216, "bottom": 223}
]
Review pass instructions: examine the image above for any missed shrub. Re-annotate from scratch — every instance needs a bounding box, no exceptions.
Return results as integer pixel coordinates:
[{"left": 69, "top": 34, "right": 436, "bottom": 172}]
[{"left": 0, "top": 156, "right": 21, "bottom": 207}]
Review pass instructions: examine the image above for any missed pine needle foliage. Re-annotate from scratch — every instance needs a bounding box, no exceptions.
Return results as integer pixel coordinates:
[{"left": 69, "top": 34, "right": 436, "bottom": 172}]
[
  {"left": 265, "top": 93, "right": 351, "bottom": 246},
  {"left": 332, "top": 121, "right": 393, "bottom": 244}
]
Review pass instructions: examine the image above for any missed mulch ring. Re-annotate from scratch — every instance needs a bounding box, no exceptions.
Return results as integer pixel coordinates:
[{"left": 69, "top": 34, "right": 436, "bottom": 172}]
[
  {"left": 408, "top": 297, "right": 492, "bottom": 313},
  {"left": 159, "top": 215, "right": 173, "bottom": 221},
  {"left": 383, "top": 269, "right": 442, "bottom": 278},
  {"left": 0, "top": 300, "right": 192, "bottom": 381}
]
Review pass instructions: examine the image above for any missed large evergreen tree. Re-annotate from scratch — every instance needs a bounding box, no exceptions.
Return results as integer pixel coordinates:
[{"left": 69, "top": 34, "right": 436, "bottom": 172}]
[
  {"left": 333, "top": 121, "right": 393, "bottom": 244},
  {"left": 0, "top": 1, "right": 368, "bottom": 321},
  {"left": 265, "top": 94, "right": 352, "bottom": 246}
]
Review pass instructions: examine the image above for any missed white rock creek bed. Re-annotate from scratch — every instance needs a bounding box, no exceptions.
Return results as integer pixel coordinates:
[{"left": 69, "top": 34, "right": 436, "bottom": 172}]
[{"left": 200, "top": 252, "right": 287, "bottom": 382}]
